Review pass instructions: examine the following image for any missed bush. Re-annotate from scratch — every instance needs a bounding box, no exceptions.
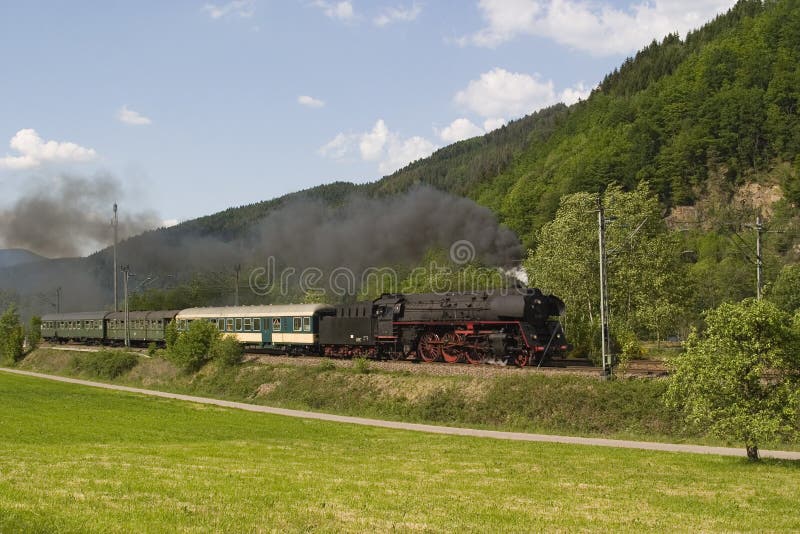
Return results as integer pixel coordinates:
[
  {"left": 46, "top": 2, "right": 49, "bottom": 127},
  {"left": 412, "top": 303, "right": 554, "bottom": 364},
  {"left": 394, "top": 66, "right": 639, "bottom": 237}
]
[
  {"left": 167, "top": 320, "right": 220, "bottom": 372},
  {"left": 70, "top": 350, "right": 139, "bottom": 379},
  {"left": 315, "top": 359, "right": 336, "bottom": 372},
  {"left": 165, "top": 320, "right": 179, "bottom": 350},
  {"left": 0, "top": 305, "right": 25, "bottom": 365},
  {"left": 210, "top": 335, "right": 243, "bottom": 367},
  {"left": 27, "top": 316, "right": 42, "bottom": 352},
  {"left": 352, "top": 357, "right": 370, "bottom": 374},
  {"left": 147, "top": 342, "right": 158, "bottom": 357}
]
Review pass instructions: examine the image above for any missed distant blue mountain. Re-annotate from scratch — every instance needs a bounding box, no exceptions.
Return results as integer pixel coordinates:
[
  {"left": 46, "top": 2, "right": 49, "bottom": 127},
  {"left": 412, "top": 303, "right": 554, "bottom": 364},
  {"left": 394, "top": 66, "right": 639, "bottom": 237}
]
[{"left": 0, "top": 249, "right": 47, "bottom": 269}]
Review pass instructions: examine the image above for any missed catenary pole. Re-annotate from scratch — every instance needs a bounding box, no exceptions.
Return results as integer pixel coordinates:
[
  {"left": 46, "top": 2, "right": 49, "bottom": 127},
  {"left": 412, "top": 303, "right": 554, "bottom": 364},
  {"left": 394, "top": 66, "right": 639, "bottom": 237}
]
[
  {"left": 112, "top": 203, "right": 118, "bottom": 311},
  {"left": 756, "top": 215, "right": 763, "bottom": 300},
  {"left": 597, "top": 197, "right": 612, "bottom": 377}
]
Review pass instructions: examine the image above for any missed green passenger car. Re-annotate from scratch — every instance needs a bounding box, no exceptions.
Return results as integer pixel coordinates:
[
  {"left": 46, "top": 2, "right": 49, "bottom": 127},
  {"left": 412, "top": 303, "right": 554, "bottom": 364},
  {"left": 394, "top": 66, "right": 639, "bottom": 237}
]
[
  {"left": 105, "top": 310, "right": 179, "bottom": 344},
  {"left": 41, "top": 312, "right": 108, "bottom": 342}
]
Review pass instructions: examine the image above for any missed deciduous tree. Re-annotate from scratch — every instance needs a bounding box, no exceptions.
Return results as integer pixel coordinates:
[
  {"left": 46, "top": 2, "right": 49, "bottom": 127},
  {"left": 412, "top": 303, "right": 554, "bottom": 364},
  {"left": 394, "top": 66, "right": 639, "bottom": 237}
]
[{"left": 665, "top": 299, "right": 800, "bottom": 460}]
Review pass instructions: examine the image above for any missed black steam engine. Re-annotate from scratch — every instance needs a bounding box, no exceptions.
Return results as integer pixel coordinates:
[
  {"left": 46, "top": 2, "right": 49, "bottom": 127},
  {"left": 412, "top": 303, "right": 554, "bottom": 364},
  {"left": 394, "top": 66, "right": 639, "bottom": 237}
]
[{"left": 319, "top": 289, "right": 566, "bottom": 366}]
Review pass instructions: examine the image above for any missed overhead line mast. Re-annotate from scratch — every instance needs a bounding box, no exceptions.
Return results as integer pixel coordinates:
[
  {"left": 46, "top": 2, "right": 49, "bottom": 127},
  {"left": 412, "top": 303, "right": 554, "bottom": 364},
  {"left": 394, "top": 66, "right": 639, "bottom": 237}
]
[
  {"left": 597, "top": 197, "right": 612, "bottom": 378},
  {"left": 112, "top": 203, "right": 118, "bottom": 311}
]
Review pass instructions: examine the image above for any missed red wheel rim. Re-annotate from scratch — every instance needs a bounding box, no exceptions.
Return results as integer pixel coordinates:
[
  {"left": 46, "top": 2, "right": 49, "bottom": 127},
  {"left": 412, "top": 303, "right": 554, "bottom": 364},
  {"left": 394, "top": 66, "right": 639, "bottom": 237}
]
[
  {"left": 466, "top": 341, "right": 488, "bottom": 365},
  {"left": 417, "top": 332, "right": 441, "bottom": 363},
  {"left": 441, "top": 332, "right": 464, "bottom": 364}
]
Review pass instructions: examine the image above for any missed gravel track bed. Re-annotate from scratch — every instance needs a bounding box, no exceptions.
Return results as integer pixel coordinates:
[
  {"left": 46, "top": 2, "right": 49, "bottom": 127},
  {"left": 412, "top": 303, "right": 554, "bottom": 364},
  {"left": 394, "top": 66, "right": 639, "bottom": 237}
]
[{"left": 42, "top": 343, "right": 665, "bottom": 378}]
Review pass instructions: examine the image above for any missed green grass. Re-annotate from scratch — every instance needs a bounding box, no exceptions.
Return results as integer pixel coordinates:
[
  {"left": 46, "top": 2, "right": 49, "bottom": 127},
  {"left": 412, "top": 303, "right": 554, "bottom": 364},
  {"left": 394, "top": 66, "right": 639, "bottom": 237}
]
[
  {"left": 17, "top": 348, "right": 800, "bottom": 451},
  {"left": 0, "top": 372, "right": 799, "bottom": 532}
]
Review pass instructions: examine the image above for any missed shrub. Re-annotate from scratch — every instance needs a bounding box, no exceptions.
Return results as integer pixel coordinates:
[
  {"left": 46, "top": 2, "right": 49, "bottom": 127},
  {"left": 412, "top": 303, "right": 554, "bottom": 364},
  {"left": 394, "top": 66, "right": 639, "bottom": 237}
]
[
  {"left": 0, "top": 305, "right": 25, "bottom": 365},
  {"left": 147, "top": 342, "right": 158, "bottom": 357},
  {"left": 352, "top": 357, "right": 370, "bottom": 374},
  {"left": 165, "top": 320, "right": 179, "bottom": 349},
  {"left": 27, "top": 316, "right": 42, "bottom": 352},
  {"left": 315, "top": 359, "right": 336, "bottom": 372},
  {"left": 210, "top": 335, "right": 243, "bottom": 367},
  {"left": 70, "top": 350, "right": 139, "bottom": 379},
  {"left": 167, "top": 320, "right": 220, "bottom": 372}
]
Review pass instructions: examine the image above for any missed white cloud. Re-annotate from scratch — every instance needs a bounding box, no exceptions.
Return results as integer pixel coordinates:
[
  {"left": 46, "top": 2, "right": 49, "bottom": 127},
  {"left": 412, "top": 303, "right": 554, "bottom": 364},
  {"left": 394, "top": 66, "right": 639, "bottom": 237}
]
[
  {"left": 203, "top": 0, "right": 255, "bottom": 19},
  {"left": 298, "top": 95, "right": 326, "bottom": 108},
  {"left": 314, "top": 0, "right": 356, "bottom": 21},
  {"left": 483, "top": 117, "right": 507, "bottom": 132},
  {"left": 0, "top": 129, "right": 97, "bottom": 170},
  {"left": 318, "top": 132, "right": 355, "bottom": 159},
  {"left": 464, "top": 0, "right": 735, "bottom": 56},
  {"left": 161, "top": 218, "right": 179, "bottom": 228},
  {"left": 374, "top": 3, "right": 422, "bottom": 26},
  {"left": 117, "top": 105, "right": 152, "bottom": 126},
  {"left": 380, "top": 135, "right": 436, "bottom": 175},
  {"left": 437, "top": 118, "right": 484, "bottom": 143},
  {"left": 319, "top": 119, "right": 437, "bottom": 175},
  {"left": 359, "top": 119, "right": 389, "bottom": 161},
  {"left": 455, "top": 68, "right": 592, "bottom": 119},
  {"left": 560, "top": 82, "right": 591, "bottom": 105},
  {"left": 455, "top": 68, "right": 554, "bottom": 118}
]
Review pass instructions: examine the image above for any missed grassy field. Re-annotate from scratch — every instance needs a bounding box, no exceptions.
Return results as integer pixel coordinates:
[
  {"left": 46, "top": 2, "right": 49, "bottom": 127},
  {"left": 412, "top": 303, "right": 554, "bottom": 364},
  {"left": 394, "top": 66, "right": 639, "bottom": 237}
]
[
  {"left": 19, "top": 348, "right": 692, "bottom": 443},
  {"left": 1, "top": 372, "right": 799, "bottom": 532},
  {"left": 20, "top": 348, "right": 800, "bottom": 451}
]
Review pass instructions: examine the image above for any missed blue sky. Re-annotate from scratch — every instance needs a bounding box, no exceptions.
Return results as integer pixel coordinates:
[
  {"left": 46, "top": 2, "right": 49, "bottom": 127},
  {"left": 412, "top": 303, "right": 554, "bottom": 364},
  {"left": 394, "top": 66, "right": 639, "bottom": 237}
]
[{"left": 0, "top": 0, "right": 735, "bottom": 236}]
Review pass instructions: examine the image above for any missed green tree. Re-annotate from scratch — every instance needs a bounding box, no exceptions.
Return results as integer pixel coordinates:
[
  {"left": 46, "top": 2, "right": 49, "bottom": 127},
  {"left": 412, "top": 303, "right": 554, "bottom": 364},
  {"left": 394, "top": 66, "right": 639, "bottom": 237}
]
[
  {"left": 27, "top": 316, "right": 42, "bottom": 351},
  {"left": 0, "top": 305, "right": 25, "bottom": 365},
  {"left": 167, "top": 320, "right": 244, "bottom": 371},
  {"left": 168, "top": 320, "right": 220, "bottom": 372},
  {"left": 665, "top": 299, "right": 800, "bottom": 460},
  {"left": 526, "top": 183, "right": 686, "bottom": 358},
  {"left": 767, "top": 264, "right": 800, "bottom": 312},
  {"left": 209, "top": 335, "right": 243, "bottom": 367},
  {"left": 165, "top": 320, "right": 179, "bottom": 350}
]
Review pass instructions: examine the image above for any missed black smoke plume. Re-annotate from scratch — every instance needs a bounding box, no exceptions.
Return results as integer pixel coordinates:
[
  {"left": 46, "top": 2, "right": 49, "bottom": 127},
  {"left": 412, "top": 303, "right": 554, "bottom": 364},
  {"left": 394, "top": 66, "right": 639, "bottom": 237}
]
[
  {"left": 1, "top": 185, "right": 522, "bottom": 312},
  {"left": 0, "top": 173, "right": 160, "bottom": 258},
  {"left": 116, "top": 186, "right": 522, "bottom": 276}
]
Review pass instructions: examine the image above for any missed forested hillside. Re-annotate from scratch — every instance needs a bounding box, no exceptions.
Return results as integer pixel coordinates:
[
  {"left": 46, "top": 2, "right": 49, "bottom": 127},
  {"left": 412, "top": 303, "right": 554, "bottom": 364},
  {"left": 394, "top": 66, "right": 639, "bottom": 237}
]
[{"left": 151, "top": 0, "right": 799, "bottom": 248}]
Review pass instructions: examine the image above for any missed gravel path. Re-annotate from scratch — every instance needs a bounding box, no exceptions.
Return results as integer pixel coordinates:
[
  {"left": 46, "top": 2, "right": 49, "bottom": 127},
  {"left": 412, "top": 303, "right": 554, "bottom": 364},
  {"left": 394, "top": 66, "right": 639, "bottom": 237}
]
[{"left": 3, "top": 367, "right": 798, "bottom": 460}]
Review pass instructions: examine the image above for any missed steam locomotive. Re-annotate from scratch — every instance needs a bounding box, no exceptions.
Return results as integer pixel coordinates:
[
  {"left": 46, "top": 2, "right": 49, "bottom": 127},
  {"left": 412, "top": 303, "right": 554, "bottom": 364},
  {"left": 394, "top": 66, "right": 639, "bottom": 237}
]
[
  {"left": 41, "top": 289, "right": 566, "bottom": 367},
  {"left": 320, "top": 289, "right": 566, "bottom": 366}
]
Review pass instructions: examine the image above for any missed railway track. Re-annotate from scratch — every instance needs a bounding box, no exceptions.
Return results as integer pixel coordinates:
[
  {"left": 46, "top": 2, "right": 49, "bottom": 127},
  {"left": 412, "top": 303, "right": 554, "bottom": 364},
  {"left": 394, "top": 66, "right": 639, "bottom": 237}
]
[{"left": 40, "top": 343, "right": 668, "bottom": 378}]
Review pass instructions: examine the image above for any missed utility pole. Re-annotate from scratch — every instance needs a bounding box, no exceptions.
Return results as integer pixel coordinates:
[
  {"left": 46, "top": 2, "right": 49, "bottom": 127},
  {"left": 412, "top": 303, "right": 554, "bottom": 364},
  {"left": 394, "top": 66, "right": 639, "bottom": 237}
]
[
  {"left": 56, "top": 287, "right": 62, "bottom": 313},
  {"left": 121, "top": 265, "right": 131, "bottom": 347},
  {"left": 112, "top": 203, "right": 119, "bottom": 311},
  {"left": 234, "top": 264, "right": 241, "bottom": 306},
  {"left": 755, "top": 215, "right": 763, "bottom": 300},
  {"left": 597, "top": 197, "right": 612, "bottom": 378}
]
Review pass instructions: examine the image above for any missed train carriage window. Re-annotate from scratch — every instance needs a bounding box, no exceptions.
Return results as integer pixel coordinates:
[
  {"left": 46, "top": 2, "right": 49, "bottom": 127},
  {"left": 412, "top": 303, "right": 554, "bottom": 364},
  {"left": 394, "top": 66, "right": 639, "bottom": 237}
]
[
  {"left": 303, "top": 317, "right": 311, "bottom": 332},
  {"left": 293, "top": 317, "right": 302, "bottom": 332},
  {"left": 253, "top": 318, "right": 262, "bottom": 331},
  {"left": 244, "top": 318, "right": 252, "bottom": 331},
  {"left": 235, "top": 318, "right": 243, "bottom": 331},
  {"left": 217, "top": 319, "right": 225, "bottom": 331},
  {"left": 272, "top": 318, "right": 281, "bottom": 331},
  {"left": 226, "top": 318, "right": 234, "bottom": 332}
]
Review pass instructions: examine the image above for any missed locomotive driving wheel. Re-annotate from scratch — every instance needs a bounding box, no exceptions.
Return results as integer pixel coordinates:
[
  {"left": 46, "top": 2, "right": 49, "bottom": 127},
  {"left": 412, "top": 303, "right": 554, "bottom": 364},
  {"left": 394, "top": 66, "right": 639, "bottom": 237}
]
[
  {"left": 466, "top": 339, "right": 490, "bottom": 365},
  {"left": 441, "top": 332, "right": 466, "bottom": 364},
  {"left": 510, "top": 351, "right": 530, "bottom": 367},
  {"left": 417, "top": 331, "right": 442, "bottom": 363}
]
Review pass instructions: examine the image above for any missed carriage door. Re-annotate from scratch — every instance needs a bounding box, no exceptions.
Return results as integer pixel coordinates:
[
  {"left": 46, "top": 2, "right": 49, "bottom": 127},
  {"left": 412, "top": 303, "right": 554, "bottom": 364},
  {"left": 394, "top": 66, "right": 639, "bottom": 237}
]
[{"left": 261, "top": 317, "right": 276, "bottom": 345}]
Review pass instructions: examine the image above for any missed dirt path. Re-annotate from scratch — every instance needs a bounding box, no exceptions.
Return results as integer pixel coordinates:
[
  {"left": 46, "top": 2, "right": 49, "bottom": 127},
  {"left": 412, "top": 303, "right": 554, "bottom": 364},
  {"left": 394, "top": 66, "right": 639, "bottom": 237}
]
[{"left": 2, "top": 367, "right": 798, "bottom": 460}]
